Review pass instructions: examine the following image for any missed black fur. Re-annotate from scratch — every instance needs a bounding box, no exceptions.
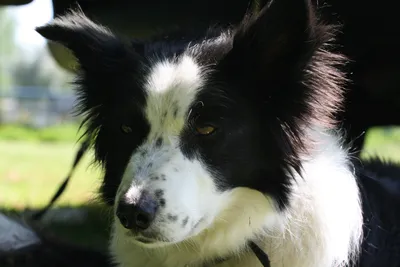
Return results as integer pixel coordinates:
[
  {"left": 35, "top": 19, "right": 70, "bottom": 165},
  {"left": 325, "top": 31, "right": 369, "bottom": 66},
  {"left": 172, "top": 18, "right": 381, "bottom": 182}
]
[
  {"left": 36, "top": 13, "right": 151, "bottom": 205},
  {"left": 35, "top": 1, "right": 400, "bottom": 266},
  {"left": 36, "top": 0, "right": 345, "bottom": 208},
  {"left": 354, "top": 158, "right": 400, "bottom": 267},
  {"left": 181, "top": 0, "right": 346, "bottom": 208}
]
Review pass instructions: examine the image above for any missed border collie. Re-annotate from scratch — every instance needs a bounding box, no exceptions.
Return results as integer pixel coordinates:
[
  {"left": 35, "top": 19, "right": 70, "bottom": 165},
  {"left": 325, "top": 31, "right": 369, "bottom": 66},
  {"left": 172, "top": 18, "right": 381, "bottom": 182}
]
[{"left": 36, "top": 0, "right": 399, "bottom": 266}]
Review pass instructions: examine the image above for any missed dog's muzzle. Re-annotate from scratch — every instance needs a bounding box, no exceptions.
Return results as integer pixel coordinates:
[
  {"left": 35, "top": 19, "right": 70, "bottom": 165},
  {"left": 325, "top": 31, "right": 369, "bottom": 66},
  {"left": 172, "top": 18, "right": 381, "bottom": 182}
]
[{"left": 116, "top": 190, "right": 158, "bottom": 231}]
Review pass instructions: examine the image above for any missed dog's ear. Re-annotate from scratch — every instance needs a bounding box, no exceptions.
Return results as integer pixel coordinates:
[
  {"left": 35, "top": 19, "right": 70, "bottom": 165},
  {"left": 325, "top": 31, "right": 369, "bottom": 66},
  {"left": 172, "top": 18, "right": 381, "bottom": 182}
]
[
  {"left": 218, "top": 0, "right": 345, "bottom": 129},
  {"left": 214, "top": 0, "right": 345, "bottom": 168},
  {"left": 36, "top": 11, "right": 146, "bottom": 144},
  {"left": 223, "top": 0, "right": 319, "bottom": 80},
  {"left": 36, "top": 10, "right": 143, "bottom": 71}
]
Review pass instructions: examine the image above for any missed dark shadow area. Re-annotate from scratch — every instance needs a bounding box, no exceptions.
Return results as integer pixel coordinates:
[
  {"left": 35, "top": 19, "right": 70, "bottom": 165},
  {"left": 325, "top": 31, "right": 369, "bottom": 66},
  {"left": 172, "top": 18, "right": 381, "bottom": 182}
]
[{"left": 0, "top": 204, "right": 112, "bottom": 267}]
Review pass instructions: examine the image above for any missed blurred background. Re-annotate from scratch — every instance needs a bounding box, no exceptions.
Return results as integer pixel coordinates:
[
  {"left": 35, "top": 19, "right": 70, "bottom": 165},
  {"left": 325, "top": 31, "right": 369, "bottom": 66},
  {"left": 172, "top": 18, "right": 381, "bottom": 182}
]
[
  {"left": 0, "top": 0, "right": 108, "bottom": 251},
  {"left": 1, "top": 0, "right": 400, "bottom": 255}
]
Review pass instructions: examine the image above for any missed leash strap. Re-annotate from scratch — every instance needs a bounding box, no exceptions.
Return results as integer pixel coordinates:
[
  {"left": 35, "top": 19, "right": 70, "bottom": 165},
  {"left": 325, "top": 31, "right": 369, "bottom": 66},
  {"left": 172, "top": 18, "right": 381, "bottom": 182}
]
[
  {"left": 250, "top": 241, "right": 271, "bottom": 267},
  {"left": 31, "top": 139, "right": 90, "bottom": 221}
]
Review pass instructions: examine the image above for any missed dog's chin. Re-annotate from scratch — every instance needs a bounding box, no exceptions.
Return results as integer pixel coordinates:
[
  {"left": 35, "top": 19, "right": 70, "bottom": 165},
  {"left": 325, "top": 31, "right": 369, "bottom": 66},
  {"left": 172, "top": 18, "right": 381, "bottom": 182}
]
[
  {"left": 128, "top": 227, "right": 204, "bottom": 248},
  {"left": 118, "top": 215, "right": 213, "bottom": 248},
  {"left": 131, "top": 236, "right": 173, "bottom": 248}
]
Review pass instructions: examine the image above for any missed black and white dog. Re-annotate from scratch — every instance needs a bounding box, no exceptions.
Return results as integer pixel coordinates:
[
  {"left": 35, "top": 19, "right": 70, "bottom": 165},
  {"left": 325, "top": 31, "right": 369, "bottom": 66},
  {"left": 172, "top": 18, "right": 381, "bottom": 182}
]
[{"left": 36, "top": 0, "right": 400, "bottom": 266}]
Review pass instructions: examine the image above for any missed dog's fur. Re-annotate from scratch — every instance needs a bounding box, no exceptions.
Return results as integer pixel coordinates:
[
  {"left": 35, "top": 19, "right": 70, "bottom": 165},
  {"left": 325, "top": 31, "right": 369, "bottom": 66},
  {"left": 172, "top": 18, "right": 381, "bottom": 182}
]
[{"left": 35, "top": 0, "right": 370, "bottom": 266}]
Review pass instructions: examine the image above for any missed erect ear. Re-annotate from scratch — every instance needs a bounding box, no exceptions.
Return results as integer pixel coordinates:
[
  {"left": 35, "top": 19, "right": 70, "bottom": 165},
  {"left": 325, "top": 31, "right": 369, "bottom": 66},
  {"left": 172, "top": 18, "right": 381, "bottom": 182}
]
[
  {"left": 36, "top": 11, "right": 147, "bottom": 145},
  {"left": 36, "top": 10, "right": 143, "bottom": 71},
  {"left": 217, "top": 0, "right": 344, "bottom": 128},
  {"left": 224, "top": 0, "right": 320, "bottom": 78}
]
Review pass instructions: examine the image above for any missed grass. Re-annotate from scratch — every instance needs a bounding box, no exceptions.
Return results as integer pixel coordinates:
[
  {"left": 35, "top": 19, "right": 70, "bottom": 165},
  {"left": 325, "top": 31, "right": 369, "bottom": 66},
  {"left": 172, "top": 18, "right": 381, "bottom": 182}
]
[
  {"left": 0, "top": 125, "right": 400, "bottom": 208},
  {"left": 0, "top": 124, "right": 399, "bottom": 250},
  {"left": 34, "top": 204, "right": 112, "bottom": 251},
  {"left": 0, "top": 123, "right": 82, "bottom": 143},
  {"left": 0, "top": 124, "right": 110, "bottom": 249},
  {"left": 362, "top": 127, "right": 400, "bottom": 162},
  {"left": 0, "top": 140, "right": 101, "bottom": 208}
]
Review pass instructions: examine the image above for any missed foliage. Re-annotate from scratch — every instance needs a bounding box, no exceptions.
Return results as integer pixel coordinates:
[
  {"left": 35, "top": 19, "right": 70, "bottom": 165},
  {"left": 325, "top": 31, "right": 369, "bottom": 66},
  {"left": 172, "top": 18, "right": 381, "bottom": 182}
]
[
  {"left": 11, "top": 47, "right": 74, "bottom": 90},
  {"left": 0, "top": 8, "right": 17, "bottom": 93},
  {"left": 361, "top": 127, "right": 400, "bottom": 162}
]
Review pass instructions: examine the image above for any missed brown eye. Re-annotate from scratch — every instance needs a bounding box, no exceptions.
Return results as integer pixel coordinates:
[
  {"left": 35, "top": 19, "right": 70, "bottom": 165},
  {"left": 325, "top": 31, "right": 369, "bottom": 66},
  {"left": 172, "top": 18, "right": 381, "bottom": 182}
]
[
  {"left": 196, "top": 125, "right": 216, "bottom": 135},
  {"left": 121, "top": 124, "right": 132, "bottom": 134}
]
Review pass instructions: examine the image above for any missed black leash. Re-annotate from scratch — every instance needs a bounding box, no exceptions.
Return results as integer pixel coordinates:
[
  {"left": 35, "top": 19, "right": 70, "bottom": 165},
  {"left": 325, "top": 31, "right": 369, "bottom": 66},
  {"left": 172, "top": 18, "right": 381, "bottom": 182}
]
[
  {"left": 250, "top": 241, "right": 271, "bottom": 267},
  {"left": 31, "top": 139, "right": 90, "bottom": 221}
]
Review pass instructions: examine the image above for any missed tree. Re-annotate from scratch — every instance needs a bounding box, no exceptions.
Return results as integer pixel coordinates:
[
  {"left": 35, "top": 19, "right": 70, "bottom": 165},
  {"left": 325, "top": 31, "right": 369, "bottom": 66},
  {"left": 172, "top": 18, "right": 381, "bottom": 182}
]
[
  {"left": 0, "top": 7, "right": 18, "bottom": 124},
  {"left": 0, "top": 7, "right": 17, "bottom": 93},
  {"left": 12, "top": 46, "right": 73, "bottom": 90}
]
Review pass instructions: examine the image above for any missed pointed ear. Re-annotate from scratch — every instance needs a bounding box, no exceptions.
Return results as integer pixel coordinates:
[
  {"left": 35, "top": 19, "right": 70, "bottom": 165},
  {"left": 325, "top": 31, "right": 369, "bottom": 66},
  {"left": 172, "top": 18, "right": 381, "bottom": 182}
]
[
  {"left": 216, "top": 0, "right": 345, "bottom": 130},
  {"left": 225, "top": 0, "right": 321, "bottom": 76},
  {"left": 36, "top": 10, "right": 142, "bottom": 70},
  {"left": 36, "top": 11, "right": 147, "bottom": 144}
]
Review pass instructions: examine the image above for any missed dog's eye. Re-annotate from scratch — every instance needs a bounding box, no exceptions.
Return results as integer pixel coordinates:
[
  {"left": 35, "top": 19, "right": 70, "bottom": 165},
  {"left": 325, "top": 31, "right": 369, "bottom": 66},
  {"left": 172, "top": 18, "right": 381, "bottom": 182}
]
[
  {"left": 121, "top": 124, "right": 133, "bottom": 134},
  {"left": 195, "top": 125, "right": 216, "bottom": 135}
]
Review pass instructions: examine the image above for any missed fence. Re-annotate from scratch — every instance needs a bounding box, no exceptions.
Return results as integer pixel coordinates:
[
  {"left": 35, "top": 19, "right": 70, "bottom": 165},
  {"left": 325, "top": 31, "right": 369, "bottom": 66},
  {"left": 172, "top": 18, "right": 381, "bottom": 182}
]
[{"left": 0, "top": 86, "right": 79, "bottom": 127}]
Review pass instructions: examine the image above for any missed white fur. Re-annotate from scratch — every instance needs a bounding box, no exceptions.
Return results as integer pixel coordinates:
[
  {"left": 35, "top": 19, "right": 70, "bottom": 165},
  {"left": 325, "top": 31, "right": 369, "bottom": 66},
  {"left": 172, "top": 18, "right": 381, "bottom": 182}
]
[
  {"left": 114, "top": 55, "right": 224, "bottom": 244},
  {"left": 252, "top": 130, "right": 363, "bottom": 267},
  {"left": 110, "top": 55, "right": 363, "bottom": 267}
]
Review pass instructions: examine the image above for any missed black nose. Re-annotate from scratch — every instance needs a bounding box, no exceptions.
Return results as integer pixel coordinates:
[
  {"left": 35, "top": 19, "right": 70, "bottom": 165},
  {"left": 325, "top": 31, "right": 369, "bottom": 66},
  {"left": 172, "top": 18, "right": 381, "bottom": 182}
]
[{"left": 116, "top": 192, "right": 158, "bottom": 230}]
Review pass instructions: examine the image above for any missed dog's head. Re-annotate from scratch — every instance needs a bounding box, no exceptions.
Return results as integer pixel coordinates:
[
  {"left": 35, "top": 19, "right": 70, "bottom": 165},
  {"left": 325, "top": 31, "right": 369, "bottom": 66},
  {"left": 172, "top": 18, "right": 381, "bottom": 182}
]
[{"left": 37, "top": 0, "right": 345, "bottom": 248}]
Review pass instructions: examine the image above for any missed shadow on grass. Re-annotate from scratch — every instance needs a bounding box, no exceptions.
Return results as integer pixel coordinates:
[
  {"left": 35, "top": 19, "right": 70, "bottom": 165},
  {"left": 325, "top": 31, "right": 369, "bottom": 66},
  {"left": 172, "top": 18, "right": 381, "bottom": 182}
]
[
  {"left": 0, "top": 203, "right": 113, "bottom": 267},
  {"left": 2, "top": 203, "right": 112, "bottom": 251}
]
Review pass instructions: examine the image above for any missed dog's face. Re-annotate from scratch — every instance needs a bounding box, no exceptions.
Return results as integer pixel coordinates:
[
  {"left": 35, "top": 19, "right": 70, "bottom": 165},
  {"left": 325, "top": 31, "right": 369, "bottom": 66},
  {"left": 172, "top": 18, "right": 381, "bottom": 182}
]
[{"left": 37, "top": 0, "right": 344, "bottom": 247}]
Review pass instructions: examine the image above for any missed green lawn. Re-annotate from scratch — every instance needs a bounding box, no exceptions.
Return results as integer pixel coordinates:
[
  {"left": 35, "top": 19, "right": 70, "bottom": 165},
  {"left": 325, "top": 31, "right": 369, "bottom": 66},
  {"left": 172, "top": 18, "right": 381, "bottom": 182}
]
[
  {"left": 0, "top": 132, "right": 110, "bottom": 249},
  {"left": 0, "top": 125, "right": 399, "bottom": 250},
  {"left": 362, "top": 127, "right": 400, "bottom": 162},
  {"left": 0, "top": 126, "right": 400, "bottom": 209},
  {"left": 0, "top": 140, "right": 101, "bottom": 208}
]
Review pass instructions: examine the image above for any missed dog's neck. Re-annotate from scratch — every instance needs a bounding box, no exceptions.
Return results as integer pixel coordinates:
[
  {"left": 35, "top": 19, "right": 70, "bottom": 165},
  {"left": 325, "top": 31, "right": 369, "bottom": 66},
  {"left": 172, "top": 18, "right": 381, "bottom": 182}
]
[
  {"left": 110, "top": 131, "right": 363, "bottom": 267},
  {"left": 253, "top": 131, "right": 363, "bottom": 267},
  {"left": 182, "top": 241, "right": 269, "bottom": 267},
  {"left": 183, "top": 255, "right": 232, "bottom": 267}
]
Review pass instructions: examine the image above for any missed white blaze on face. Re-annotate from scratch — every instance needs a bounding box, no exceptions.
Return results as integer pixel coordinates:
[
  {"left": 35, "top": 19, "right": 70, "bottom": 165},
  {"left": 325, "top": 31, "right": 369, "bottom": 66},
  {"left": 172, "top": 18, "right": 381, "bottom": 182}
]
[
  {"left": 145, "top": 55, "right": 204, "bottom": 137},
  {"left": 114, "top": 55, "right": 225, "bottom": 243}
]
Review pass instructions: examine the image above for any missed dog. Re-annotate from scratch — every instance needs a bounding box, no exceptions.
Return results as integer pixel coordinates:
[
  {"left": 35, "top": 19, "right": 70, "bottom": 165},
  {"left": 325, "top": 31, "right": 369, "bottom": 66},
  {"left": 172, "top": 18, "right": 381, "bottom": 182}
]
[{"left": 36, "top": 0, "right": 400, "bottom": 266}]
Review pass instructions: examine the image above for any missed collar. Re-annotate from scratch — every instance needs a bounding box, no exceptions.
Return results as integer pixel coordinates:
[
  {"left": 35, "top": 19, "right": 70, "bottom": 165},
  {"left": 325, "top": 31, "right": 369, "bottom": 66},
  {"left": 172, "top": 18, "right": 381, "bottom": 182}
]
[{"left": 249, "top": 241, "right": 271, "bottom": 267}]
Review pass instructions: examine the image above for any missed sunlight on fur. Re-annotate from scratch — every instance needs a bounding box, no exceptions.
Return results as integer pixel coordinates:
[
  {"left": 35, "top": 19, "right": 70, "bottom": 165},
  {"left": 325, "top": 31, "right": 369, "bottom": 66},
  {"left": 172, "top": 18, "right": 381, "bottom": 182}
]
[
  {"left": 110, "top": 130, "right": 363, "bottom": 267},
  {"left": 35, "top": 0, "right": 367, "bottom": 265}
]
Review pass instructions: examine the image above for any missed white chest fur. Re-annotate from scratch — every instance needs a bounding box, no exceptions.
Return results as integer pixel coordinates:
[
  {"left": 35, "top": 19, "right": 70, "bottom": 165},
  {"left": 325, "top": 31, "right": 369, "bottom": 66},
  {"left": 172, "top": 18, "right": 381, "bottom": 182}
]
[{"left": 110, "top": 132, "right": 363, "bottom": 267}]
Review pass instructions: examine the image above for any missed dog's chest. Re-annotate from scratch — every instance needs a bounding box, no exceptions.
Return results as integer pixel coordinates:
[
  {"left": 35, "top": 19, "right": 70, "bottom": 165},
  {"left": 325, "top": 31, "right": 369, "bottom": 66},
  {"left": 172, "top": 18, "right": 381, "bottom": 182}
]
[
  {"left": 115, "top": 257, "right": 261, "bottom": 267},
  {"left": 112, "top": 244, "right": 262, "bottom": 267}
]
